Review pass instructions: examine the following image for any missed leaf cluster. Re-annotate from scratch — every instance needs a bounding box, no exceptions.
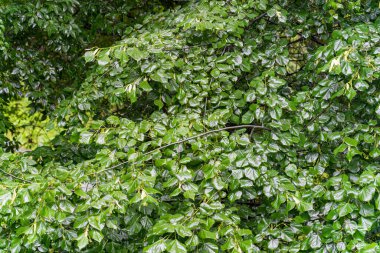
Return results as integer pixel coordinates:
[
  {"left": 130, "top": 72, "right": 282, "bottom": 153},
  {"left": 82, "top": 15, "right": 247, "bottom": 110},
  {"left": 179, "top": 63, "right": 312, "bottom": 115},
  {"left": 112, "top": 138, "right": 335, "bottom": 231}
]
[{"left": 0, "top": 0, "right": 380, "bottom": 252}]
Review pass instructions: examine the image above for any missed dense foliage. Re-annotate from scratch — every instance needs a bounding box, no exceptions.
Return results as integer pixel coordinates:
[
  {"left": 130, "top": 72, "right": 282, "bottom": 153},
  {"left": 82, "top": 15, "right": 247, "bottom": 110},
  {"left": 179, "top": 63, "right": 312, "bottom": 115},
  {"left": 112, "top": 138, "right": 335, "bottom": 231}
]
[{"left": 1, "top": 0, "right": 380, "bottom": 252}]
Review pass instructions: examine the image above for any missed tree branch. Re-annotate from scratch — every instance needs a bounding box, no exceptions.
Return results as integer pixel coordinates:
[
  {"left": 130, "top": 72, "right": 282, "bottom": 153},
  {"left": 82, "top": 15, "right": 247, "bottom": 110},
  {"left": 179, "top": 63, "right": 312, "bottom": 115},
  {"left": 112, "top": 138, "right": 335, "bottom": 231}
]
[
  {"left": 311, "top": 35, "right": 325, "bottom": 45},
  {"left": 93, "top": 125, "right": 270, "bottom": 174},
  {"left": 0, "top": 168, "right": 32, "bottom": 183},
  {"left": 249, "top": 12, "right": 267, "bottom": 26}
]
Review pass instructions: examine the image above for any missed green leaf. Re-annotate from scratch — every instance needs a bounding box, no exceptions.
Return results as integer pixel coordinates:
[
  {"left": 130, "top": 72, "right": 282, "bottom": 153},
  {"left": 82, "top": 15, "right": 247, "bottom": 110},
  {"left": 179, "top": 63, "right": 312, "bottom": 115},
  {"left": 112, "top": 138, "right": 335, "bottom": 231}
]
[
  {"left": 89, "top": 230, "right": 104, "bottom": 243},
  {"left": 359, "top": 243, "right": 379, "bottom": 253},
  {"left": 376, "top": 104, "right": 380, "bottom": 117},
  {"left": 186, "top": 235, "right": 199, "bottom": 247},
  {"left": 202, "top": 243, "right": 219, "bottom": 253},
  {"left": 0, "top": 191, "right": 12, "bottom": 208},
  {"left": 346, "top": 87, "right": 357, "bottom": 100},
  {"left": 245, "top": 90, "right": 256, "bottom": 102},
  {"left": 338, "top": 203, "right": 355, "bottom": 217},
  {"left": 127, "top": 48, "right": 146, "bottom": 61},
  {"left": 376, "top": 195, "right": 380, "bottom": 210},
  {"left": 268, "top": 77, "right": 286, "bottom": 88},
  {"left": 309, "top": 233, "right": 321, "bottom": 249},
  {"left": 210, "top": 69, "right": 220, "bottom": 78},
  {"left": 241, "top": 111, "right": 255, "bottom": 124},
  {"left": 175, "top": 225, "right": 192, "bottom": 237},
  {"left": 354, "top": 80, "right": 369, "bottom": 91},
  {"left": 97, "top": 53, "right": 110, "bottom": 66},
  {"left": 285, "top": 164, "right": 297, "bottom": 178},
  {"left": 199, "top": 230, "right": 218, "bottom": 240},
  {"left": 59, "top": 200, "right": 75, "bottom": 213},
  {"left": 268, "top": 239, "right": 279, "bottom": 250},
  {"left": 334, "top": 143, "right": 347, "bottom": 155},
  {"left": 343, "top": 137, "right": 358, "bottom": 147},
  {"left": 341, "top": 61, "right": 353, "bottom": 76},
  {"left": 144, "top": 240, "right": 167, "bottom": 253},
  {"left": 77, "top": 232, "right": 89, "bottom": 250},
  {"left": 88, "top": 216, "right": 104, "bottom": 231},
  {"left": 84, "top": 50, "right": 96, "bottom": 62},
  {"left": 167, "top": 240, "right": 187, "bottom": 253},
  {"left": 370, "top": 148, "right": 380, "bottom": 158},
  {"left": 359, "top": 186, "right": 376, "bottom": 202},
  {"left": 154, "top": 99, "right": 164, "bottom": 109},
  {"left": 298, "top": 201, "right": 313, "bottom": 212},
  {"left": 244, "top": 168, "right": 259, "bottom": 180},
  {"left": 140, "top": 80, "right": 153, "bottom": 92},
  {"left": 79, "top": 131, "right": 93, "bottom": 144}
]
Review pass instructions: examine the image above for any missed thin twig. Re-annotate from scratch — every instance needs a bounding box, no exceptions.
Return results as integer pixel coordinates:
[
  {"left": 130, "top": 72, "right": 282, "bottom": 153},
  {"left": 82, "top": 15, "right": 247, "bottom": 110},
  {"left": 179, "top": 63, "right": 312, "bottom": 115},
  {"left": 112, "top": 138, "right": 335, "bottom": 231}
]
[
  {"left": 0, "top": 168, "right": 32, "bottom": 183},
  {"left": 303, "top": 100, "right": 334, "bottom": 131},
  {"left": 286, "top": 64, "right": 305, "bottom": 76},
  {"left": 249, "top": 12, "right": 267, "bottom": 26},
  {"left": 92, "top": 125, "right": 270, "bottom": 174},
  {"left": 311, "top": 35, "right": 325, "bottom": 46},
  {"left": 288, "top": 37, "right": 305, "bottom": 45}
]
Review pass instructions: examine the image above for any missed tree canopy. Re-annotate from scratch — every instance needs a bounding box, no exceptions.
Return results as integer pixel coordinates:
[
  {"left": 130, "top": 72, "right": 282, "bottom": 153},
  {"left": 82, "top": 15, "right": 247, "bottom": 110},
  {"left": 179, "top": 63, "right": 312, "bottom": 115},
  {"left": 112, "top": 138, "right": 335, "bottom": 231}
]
[{"left": 1, "top": 0, "right": 380, "bottom": 252}]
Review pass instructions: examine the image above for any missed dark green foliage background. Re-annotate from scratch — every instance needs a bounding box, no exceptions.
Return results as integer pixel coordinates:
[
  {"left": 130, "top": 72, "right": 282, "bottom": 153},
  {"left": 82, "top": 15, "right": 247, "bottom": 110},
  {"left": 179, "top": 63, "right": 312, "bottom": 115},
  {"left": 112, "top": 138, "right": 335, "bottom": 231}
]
[{"left": 1, "top": 0, "right": 380, "bottom": 252}]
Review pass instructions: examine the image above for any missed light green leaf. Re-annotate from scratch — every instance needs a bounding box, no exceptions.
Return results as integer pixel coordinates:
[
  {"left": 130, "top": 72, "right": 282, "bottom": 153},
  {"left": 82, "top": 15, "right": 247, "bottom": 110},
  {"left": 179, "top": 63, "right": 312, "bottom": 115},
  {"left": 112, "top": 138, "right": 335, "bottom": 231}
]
[
  {"left": 127, "top": 48, "right": 146, "bottom": 61},
  {"left": 144, "top": 240, "right": 167, "bottom": 253},
  {"left": 88, "top": 216, "right": 104, "bottom": 231},
  {"left": 89, "top": 230, "right": 104, "bottom": 243},
  {"left": 309, "top": 233, "right": 321, "bottom": 249},
  {"left": 140, "top": 80, "right": 153, "bottom": 92},
  {"left": 79, "top": 131, "right": 93, "bottom": 144},
  {"left": 167, "top": 240, "right": 187, "bottom": 253},
  {"left": 77, "top": 232, "right": 89, "bottom": 250},
  {"left": 242, "top": 111, "right": 255, "bottom": 124},
  {"left": 268, "top": 239, "right": 279, "bottom": 250},
  {"left": 343, "top": 137, "right": 358, "bottom": 147},
  {"left": 338, "top": 203, "right": 355, "bottom": 217}
]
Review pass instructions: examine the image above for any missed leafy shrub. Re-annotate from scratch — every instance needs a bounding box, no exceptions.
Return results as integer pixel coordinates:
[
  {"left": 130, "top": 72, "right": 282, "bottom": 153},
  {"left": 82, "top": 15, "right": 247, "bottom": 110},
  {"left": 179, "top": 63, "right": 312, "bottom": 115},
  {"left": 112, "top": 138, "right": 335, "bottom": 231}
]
[{"left": 0, "top": 0, "right": 380, "bottom": 252}]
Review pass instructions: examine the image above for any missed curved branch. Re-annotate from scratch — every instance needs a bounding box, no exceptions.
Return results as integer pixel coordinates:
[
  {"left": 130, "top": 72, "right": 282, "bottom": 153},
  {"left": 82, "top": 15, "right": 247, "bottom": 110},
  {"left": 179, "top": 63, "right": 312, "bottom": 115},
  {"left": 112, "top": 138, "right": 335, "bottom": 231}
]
[
  {"left": 0, "top": 168, "right": 32, "bottom": 183},
  {"left": 93, "top": 125, "right": 270, "bottom": 174}
]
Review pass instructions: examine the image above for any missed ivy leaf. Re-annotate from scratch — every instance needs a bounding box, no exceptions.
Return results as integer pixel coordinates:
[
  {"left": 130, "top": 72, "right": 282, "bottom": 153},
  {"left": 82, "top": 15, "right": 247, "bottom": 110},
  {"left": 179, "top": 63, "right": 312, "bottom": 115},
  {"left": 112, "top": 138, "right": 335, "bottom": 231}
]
[
  {"left": 210, "top": 69, "right": 220, "bottom": 78},
  {"left": 244, "top": 168, "right": 259, "bottom": 180}
]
